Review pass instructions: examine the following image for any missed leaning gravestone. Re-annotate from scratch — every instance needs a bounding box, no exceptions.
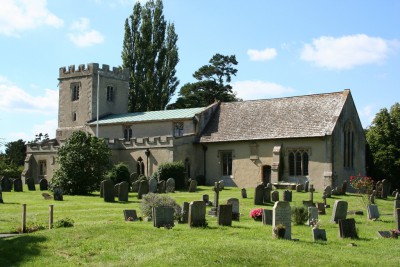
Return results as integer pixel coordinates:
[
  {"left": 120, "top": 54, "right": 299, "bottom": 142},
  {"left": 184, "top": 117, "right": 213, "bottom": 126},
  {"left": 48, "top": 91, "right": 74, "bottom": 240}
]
[
  {"left": 283, "top": 190, "right": 292, "bottom": 202},
  {"left": 166, "top": 178, "right": 175, "bottom": 193},
  {"left": 241, "top": 188, "right": 247, "bottom": 198},
  {"left": 254, "top": 184, "right": 264, "bottom": 205},
  {"left": 153, "top": 206, "right": 175, "bottom": 228},
  {"left": 331, "top": 200, "right": 348, "bottom": 223},
  {"left": 271, "top": 190, "right": 279, "bottom": 202},
  {"left": 26, "top": 178, "right": 36, "bottom": 191},
  {"left": 308, "top": 207, "right": 319, "bottom": 226},
  {"left": 138, "top": 180, "right": 149, "bottom": 199},
  {"left": 157, "top": 180, "right": 166, "bottom": 194},
  {"left": 188, "top": 201, "right": 206, "bottom": 227},
  {"left": 123, "top": 210, "right": 138, "bottom": 221},
  {"left": 367, "top": 204, "right": 379, "bottom": 220},
  {"left": 102, "top": 179, "right": 115, "bottom": 202},
  {"left": 132, "top": 180, "right": 140, "bottom": 193},
  {"left": 227, "top": 198, "right": 240, "bottom": 221},
  {"left": 118, "top": 181, "right": 129, "bottom": 202},
  {"left": 324, "top": 186, "right": 332, "bottom": 198},
  {"left": 149, "top": 178, "right": 158, "bottom": 193},
  {"left": 39, "top": 178, "right": 48, "bottom": 191},
  {"left": 262, "top": 209, "right": 273, "bottom": 225},
  {"left": 272, "top": 201, "right": 292, "bottom": 239},
  {"left": 188, "top": 180, "right": 197, "bottom": 192},
  {"left": 0, "top": 177, "right": 11, "bottom": 192},
  {"left": 181, "top": 202, "right": 189, "bottom": 224},
  {"left": 218, "top": 204, "right": 233, "bottom": 226},
  {"left": 53, "top": 187, "right": 63, "bottom": 201},
  {"left": 13, "top": 178, "right": 23, "bottom": 192},
  {"left": 338, "top": 218, "right": 358, "bottom": 239}
]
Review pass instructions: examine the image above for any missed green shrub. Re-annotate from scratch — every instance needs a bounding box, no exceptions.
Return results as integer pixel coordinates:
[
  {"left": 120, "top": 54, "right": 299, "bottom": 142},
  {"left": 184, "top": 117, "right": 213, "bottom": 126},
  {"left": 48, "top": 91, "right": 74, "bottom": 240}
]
[
  {"left": 292, "top": 206, "right": 308, "bottom": 225},
  {"left": 155, "top": 161, "right": 185, "bottom": 189},
  {"left": 140, "top": 193, "right": 181, "bottom": 219},
  {"left": 15, "top": 222, "right": 45, "bottom": 233},
  {"left": 105, "top": 163, "right": 131, "bottom": 184},
  {"left": 54, "top": 218, "right": 74, "bottom": 228}
]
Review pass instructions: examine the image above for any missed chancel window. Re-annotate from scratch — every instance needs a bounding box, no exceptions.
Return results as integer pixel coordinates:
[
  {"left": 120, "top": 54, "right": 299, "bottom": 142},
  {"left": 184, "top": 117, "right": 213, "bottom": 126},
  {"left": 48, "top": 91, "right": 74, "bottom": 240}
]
[
  {"left": 123, "top": 126, "right": 132, "bottom": 140},
  {"left": 221, "top": 151, "right": 233, "bottom": 176},
  {"left": 39, "top": 160, "right": 47, "bottom": 178},
  {"left": 344, "top": 121, "right": 354, "bottom": 168},
  {"left": 288, "top": 148, "right": 309, "bottom": 176},
  {"left": 107, "top": 86, "right": 114, "bottom": 102},
  {"left": 174, "top": 122, "right": 184, "bottom": 137},
  {"left": 71, "top": 83, "right": 80, "bottom": 101}
]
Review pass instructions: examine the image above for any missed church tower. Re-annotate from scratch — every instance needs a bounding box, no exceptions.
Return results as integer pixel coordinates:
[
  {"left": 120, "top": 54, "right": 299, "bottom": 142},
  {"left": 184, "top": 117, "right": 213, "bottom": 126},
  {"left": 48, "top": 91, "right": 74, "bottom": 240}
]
[{"left": 56, "top": 63, "right": 129, "bottom": 140}]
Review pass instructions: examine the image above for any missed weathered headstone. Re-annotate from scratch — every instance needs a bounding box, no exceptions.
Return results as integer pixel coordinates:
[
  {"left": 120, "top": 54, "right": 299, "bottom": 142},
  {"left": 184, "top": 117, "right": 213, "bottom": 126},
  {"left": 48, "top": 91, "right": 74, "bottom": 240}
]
[
  {"left": 13, "top": 178, "right": 23, "bottom": 192},
  {"left": 227, "top": 198, "right": 240, "bottom": 221},
  {"left": 395, "top": 208, "right": 400, "bottom": 231},
  {"left": 149, "top": 178, "right": 158, "bottom": 193},
  {"left": 53, "top": 187, "right": 63, "bottom": 201},
  {"left": 181, "top": 202, "right": 189, "bottom": 224},
  {"left": 188, "top": 180, "right": 197, "bottom": 192},
  {"left": 312, "top": 228, "right": 327, "bottom": 241},
  {"left": 39, "top": 178, "right": 48, "bottom": 191},
  {"left": 130, "top": 172, "right": 139, "bottom": 183},
  {"left": 341, "top": 180, "right": 348, "bottom": 195},
  {"left": 375, "top": 181, "right": 382, "bottom": 198},
  {"left": 283, "top": 190, "right": 292, "bottom": 202},
  {"left": 203, "top": 194, "right": 210, "bottom": 204},
  {"left": 316, "top": 202, "right": 326, "bottom": 215},
  {"left": 26, "top": 178, "right": 36, "bottom": 191},
  {"left": 254, "top": 184, "right": 264, "bottom": 205},
  {"left": 324, "top": 185, "right": 332, "bottom": 198},
  {"left": 153, "top": 206, "right": 175, "bottom": 228},
  {"left": 132, "top": 180, "right": 140, "bottom": 193},
  {"left": 264, "top": 186, "right": 272, "bottom": 203},
  {"left": 241, "top": 188, "right": 247, "bottom": 198},
  {"left": 102, "top": 179, "right": 115, "bottom": 202},
  {"left": 272, "top": 201, "right": 291, "bottom": 239},
  {"left": 138, "top": 180, "right": 149, "bottom": 199},
  {"left": 369, "top": 193, "right": 375, "bottom": 205},
  {"left": 381, "top": 179, "right": 389, "bottom": 199},
  {"left": 0, "top": 177, "right": 11, "bottom": 192},
  {"left": 331, "top": 200, "right": 348, "bottom": 223},
  {"left": 209, "top": 182, "right": 222, "bottom": 215},
  {"left": 367, "top": 204, "right": 379, "bottom": 220},
  {"left": 166, "top": 178, "right": 175, "bottom": 193},
  {"left": 218, "top": 204, "right": 232, "bottom": 226},
  {"left": 262, "top": 209, "right": 272, "bottom": 225},
  {"left": 394, "top": 200, "right": 400, "bottom": 220},
  {"left": 218, "top": 180, "right": 224, "bottom": 190},
  {"left": 309, "top": 184, "right": 315, "bottom": 203},
  {"left": 0, "top": 184, "right": 3, "bottom": 203},
  {"left": 271, "top": 190, "right": 279, "bottom": 202},
  {"left": 395, "top": 192, "right": 400, "bottom": 200},
  {"left": 308, "top": 207, "right": 319, "bottom": 226},
  {"left": 304, "top": 181, "right": 309, "bottom": 192},
  {"left": 114, "top": 183, "right": 120, "bottom": 197},
  {"left": 338, "top": 218, "right": 358, "bottom": 239},
  {"left": 189, "top": 201, "right": 206, "bottom": 227},
  {"left": 296, "top": 184, "right": 302, "bottom": 192},
  {"left": 157, "top": 180, "right": 166, "bottom": 194},
  {"left": 118, "top": 181, "right": 129, "bottom": 202},
  {"left": 123, "top": 210, "right": 138, "bottom": 221}
]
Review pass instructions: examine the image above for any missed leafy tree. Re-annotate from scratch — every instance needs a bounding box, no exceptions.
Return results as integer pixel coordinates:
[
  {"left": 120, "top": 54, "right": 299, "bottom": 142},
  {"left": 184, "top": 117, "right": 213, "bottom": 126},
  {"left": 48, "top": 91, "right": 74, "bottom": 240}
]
[
  {"left": 5, "top": 139, "right": 26, "bottom": 166},
  {"left": 105, "top": 162, "right": 131, "bottom": 184},
  {"left": 366, "top": 103, "right": 400, "bottom": 188},
  {"left": 171, "top": 53, "right": 239, "bottom": 109},
  {"left": 31, "top": 133, "right": 50, "bottom": 143},
  {"left": 51, "top": 131, "right": 112, "bottom": 195},
  {"left": 122, "top": 0, "right": 179, "bottom": 112}
]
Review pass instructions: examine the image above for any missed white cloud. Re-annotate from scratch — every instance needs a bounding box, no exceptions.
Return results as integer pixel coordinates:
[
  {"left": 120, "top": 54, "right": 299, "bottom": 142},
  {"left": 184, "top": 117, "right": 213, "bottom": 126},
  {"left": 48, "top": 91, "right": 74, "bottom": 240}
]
[
  {"left": 32, "top": 119, "right": 57, "bottom": 138},
  {"left": 68, "top": 17, "right": 104, "bottom": 47},
  {"left": 0, "top": 0, "right": 63, "bottom": 36},
  {"left": 300, "top": 34, "right": 398, "bottom": 70},
  {"left": 0, "top": 75, "right": 58, "bottom": 114},
  {"left": 359, "top": 105, "right": 375, "bottom": 128},
  {"left": 247, "top": 48, "right": 277, "bottom": 61},
  {"left": 232, "top": 80, "right": 295, "bottom": 100}
]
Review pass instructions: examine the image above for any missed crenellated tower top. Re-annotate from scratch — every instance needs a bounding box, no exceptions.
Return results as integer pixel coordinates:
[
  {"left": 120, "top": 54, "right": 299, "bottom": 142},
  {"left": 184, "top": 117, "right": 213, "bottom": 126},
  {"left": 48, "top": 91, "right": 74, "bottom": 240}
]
[{"left": 59, "top": 63, "right": 129, "bottom": 80}]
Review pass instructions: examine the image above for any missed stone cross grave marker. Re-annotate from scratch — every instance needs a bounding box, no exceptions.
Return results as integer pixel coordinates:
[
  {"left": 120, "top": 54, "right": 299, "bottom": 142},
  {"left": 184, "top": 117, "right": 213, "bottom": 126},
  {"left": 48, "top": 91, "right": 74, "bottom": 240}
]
[
  {"left": 118, "top": 181, "right": 129, "bottom": 202},
  {"left": 283, "top": 190, "right": 292, "bottom": 202},
  {"left": 166, "top": 178, "right": 175, "bottom": 193},
  {"left": 316, "top": 202, "right": 326, "bottom": 215},
  {"left": 338, "top": 218, "right": 358, "bottom": 239},
  {"left": 324, "top": 186, "right": 332, "bottom": 198},
  {"left": 254, "top": 184, "right": 264, "bottom": 205},
  {"left": 26, "top": 178, "right": 36, "bottom": 191},
  {"left": 367, "top": 204, "right": 379, "bottom": 220},
  {"left": 262, "top": 209, "right": 272, "bottom": 225},
  {"left": 181, "top": 202, "right": 189, "bottom": 224},
  {"left": 153, "top": 206, "right": 175, "bottom": 228},
  {"left": 241, "top": 188, "right": 247, "bottom": 198},
  {"left": 308, "top": 206, "right": 319, "bottom": 226},
  {"left": 188, "top": 180, "right": 197, "bottom": 192},
  {"left": 0, "top": 177, "right": 11, "bottom": 192},
  {"left": 272, "top": 201, "right": 292, "bottom": 239},
  {"left": 309, "top": 184, "right": 315, "bottom": 203},
  {"left": 13, "top": 178, "right": 23, "bottom": 192},
  {"left": 304, "top": 181, "right": 309, "bottom": 192},
  {"left": 149, "top": 178, "right": 157, "bottom": 193},
  {"left": 271, "top": 190, "right": 279, "bottom": 202},
  {"left": 157, "top": 180, "right": 166, "bottom": 194},
  {"left": 123, "top": 210, "right": 138, "bottom": 221},
  {"left": 132, "top": 180, "right": 140, "bottom": 193},
  {"left": 209, "top": 182, "right": 222, "bottom": 215},
  {"left": 227, "top": 198, "right": 240, "bottom": 221},
  {"left": 218, "top": 204, "right": 232, "bottom": 226},
  {"left": 54, "top": 187, "right": 63, "bottom": 201},
  {"left": 189, "top": 201, "right": 206, "bottom": 227},
  {"left": 102, "top": 180, "right": 114, "bottom": 202},
  {"left": 331, "top": 200, "right": 348, "bottom": 223},
  {"left": 138, "top": 180, "right": 149, "bottom": 199}
]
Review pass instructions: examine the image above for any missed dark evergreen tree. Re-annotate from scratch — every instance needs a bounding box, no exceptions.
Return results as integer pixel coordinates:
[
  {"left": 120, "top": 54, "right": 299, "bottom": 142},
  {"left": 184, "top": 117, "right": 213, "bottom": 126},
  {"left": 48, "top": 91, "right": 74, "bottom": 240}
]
[{"left": 5, "top": 139, "right": 26, "bottom": 166}]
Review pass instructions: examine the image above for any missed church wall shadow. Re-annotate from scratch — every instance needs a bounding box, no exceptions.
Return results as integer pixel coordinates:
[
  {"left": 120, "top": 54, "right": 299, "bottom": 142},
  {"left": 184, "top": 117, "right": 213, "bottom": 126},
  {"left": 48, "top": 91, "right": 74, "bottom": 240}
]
[{"left": 0, "top": 235, "right": 46, "bottom": 266}]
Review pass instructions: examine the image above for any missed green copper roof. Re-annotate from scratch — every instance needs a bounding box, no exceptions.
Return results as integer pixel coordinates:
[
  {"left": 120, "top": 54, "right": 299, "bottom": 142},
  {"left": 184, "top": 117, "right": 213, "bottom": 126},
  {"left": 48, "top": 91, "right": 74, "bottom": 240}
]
[{"left": 89, "top": 107, "right": 207, "bottom": 125}]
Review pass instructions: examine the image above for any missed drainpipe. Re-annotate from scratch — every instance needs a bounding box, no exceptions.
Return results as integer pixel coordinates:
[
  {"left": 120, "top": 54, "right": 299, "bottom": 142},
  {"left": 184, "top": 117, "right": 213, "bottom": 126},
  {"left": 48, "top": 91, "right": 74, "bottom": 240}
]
[
  {"left": 202, "top": 145, "right": 208, "bottom": 178},
  {"left": 145, "top": 149, "right": 151, "bottom": 177}
]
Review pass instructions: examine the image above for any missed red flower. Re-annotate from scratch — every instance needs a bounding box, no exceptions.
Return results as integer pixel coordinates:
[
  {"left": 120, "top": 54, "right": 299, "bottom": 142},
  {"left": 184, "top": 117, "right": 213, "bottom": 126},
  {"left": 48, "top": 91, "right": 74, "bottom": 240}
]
[{"left": 250, "top": 208, "right": 263, "bottom": 218}]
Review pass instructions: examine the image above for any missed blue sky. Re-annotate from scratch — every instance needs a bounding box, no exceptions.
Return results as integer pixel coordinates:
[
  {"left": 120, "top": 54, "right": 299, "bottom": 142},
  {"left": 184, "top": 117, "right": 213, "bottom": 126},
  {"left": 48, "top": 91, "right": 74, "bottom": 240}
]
[{"left": 0, "top": 0, "right": 399, "bottom": 151}]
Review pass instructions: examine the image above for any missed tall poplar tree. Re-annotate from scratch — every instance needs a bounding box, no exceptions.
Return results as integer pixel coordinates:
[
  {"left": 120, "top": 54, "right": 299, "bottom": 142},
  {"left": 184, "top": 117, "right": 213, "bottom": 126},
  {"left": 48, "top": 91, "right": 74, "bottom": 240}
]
[{"left": 122, "top": 0, "right": 179, "bottom": 112}]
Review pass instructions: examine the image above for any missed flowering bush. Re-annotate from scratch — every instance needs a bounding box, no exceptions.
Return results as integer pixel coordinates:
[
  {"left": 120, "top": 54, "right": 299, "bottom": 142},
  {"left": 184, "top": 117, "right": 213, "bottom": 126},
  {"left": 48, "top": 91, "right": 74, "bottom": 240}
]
[
  {"left": 350, "top": 174, "right": 374, "bottom": 194},
  {"left": 249, "top": 208, "right": 263, "bottom": 219}
]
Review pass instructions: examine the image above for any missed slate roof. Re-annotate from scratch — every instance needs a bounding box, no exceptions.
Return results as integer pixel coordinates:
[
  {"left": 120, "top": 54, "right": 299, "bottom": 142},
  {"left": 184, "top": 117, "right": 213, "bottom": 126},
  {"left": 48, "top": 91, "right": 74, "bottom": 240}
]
[
  {"left": 199, "top": 90, "right": 349, "bottom": 143},
  {"left": 89, "top": 107, "right": 206, "bottom": 125}
]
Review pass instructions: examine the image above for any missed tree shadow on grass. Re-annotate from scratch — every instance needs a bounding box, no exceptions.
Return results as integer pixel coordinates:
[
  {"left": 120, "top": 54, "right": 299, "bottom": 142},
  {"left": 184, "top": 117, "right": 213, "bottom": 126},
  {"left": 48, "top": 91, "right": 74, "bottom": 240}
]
[{"left": 0, "top": 234, "right": 46, "bottom": 266}]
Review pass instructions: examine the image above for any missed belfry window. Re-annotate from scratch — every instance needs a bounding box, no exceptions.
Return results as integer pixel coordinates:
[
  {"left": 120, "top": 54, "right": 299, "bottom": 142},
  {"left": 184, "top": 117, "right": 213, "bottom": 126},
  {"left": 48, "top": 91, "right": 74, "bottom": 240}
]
[
  {"left": 107, "top": 86, "right": 114, "bottom": 102},
  {"left": 71, "top": 83, "right": 80, "bottom": 101}
]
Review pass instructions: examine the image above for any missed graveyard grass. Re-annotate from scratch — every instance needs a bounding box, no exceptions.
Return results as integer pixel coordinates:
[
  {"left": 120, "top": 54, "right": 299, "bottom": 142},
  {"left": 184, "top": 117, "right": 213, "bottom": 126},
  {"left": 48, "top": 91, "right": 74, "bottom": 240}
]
[{"left": 1, "top": 186, "right": 399, "bottom": 266}]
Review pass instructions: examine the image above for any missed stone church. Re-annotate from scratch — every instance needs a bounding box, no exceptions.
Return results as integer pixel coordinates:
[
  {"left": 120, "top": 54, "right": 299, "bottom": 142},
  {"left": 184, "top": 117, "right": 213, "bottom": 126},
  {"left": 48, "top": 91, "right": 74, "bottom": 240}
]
[{"left": 23, "top": 63, "right": 366, "bottom": 190}]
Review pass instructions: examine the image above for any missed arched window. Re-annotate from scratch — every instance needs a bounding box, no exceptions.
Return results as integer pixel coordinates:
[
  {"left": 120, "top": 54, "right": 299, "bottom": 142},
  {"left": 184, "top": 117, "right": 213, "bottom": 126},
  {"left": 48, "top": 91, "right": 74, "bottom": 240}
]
[
  {"left": 303, "top": 152, "right": 309, "bottom": 175},
  {"left": 289, "top": 152, "right": 295, "bottom": 176},
  {"left": 136, "top": 157, "right": 145, "bottom": 175},
  {"left": 71, "top": 83, "right": 80, "bottom": 101},
  {"left": 344, "top": 121, "right": 354, "bottom": 168},
  {"left": 124, "top": 126, "right": 132, "bottom": 141},
  {"left": 288, "top": 149, "right": 310, "bottom": 176}
]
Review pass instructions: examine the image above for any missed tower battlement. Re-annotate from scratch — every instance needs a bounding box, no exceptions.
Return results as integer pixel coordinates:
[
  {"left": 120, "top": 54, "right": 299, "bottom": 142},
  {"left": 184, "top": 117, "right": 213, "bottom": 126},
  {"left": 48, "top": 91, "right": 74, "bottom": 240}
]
[{"left": 59, "top": 63, "right": 129, "bottom": 80}]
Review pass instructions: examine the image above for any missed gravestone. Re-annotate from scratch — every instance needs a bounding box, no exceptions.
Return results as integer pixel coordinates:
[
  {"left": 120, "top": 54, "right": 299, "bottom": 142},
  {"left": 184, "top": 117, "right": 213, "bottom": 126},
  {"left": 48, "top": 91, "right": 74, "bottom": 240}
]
[
  {"left": 227, "top": 198, "right": 240, "bottom": 221},
  {"left": 13, "top": 178, "right": 23, "bottom": 192},
  {"left": 123, "top": 210, "right": 138, "bottom": 221},
  {"left": 367, "top": 204, "right": 379, "bottom": 220},
  {"left": 395, "top": 192, "right": 400, "bottom": 200},
  {"left": 189, "top": 201, "right": 206, "bottom": 227},
  {"left": 0, "top": 184, "right": 3, "bottom": 203},
  {"left": 308, "top": 207, "right": 319, "bottom": 226},
  {"left": 26, "top": 178, "right": 36, "bottom": 191},
  {"left": 132, "top": 180, "right": 140, "bottom": 193},
  {"left": 138, "top": 180, "right": 149, "bottom": 199},
  {"left": 381, "top": 179, "right": 389, "bottom": 199},
  {"left": 283, "top": 190, "right": 292, "bottom": 202},
  {"left": 295, "top": 184, "right": 302, "bottom": 192},
  {"left": 316, "top": 202, "right": 326, "bottom": 215},
  {"left": 0, "top": 177, "right": 11, "bottom": 192},
  {"left": 130, "top": 172, "right": 139, "bottom": 183},
  {"left": 331, "top": 200, "right": 348, "bottom": 223},
  {"left": 153, "top": 206, "right": 175, "bottom": 228},
  {"left": 188, "top": 180, "right": 197, "bottom": 192},
  {"left": 323, "top": 186, "right": 332, "bottom": 198},
  {"left": 181, "top": 202, "right": 189, "bottom": 224},
  {"left": 264, "top": 186, "right": 272, "bottom": 203},
  {"left": 166, "top": 178, "right": 175, "bottom": 193},
  {"left": 53, "top": 187, "right": 63, "bottom": 201},
  {"left": 102, "top": 179, "right": 115, "bottom": 202},
  {"left": 302, "top": 200, "right": 314, "bottom": 208},
  {"left": 375, "top": 181, "right": 382, "bottom": 198},
  {"left": 241, "top": 188, "right": 247, "bottom": 198},
  {"left": 114, "top": 183, "right": 120, "bottom": 197},
  {"left": 341, "top": 180, "right": 348, "bottom": 195},
  {"left": 254, "top": 184, "right": 264, "bottom": 205},
  {"left": 262, "top": 209, "right": 272, "bottom": 225},
  {"left": 312, "top": 228, "right": 327, "bottom": 241},
  {"left": 149, "top": 178, "right": 158, "bottom": 193},
  {"left": 271, "top": 190, "right": 279, "bottom": 202},
  {"left": 209, "top": 182, "right": 222, "bottom": 215},
  {"left": 218, "top": 204, "right": 232, "bottom": 226},
  {"left": 118, "top": 181, "right": 129, "bottom": 202},
  {"left": 157, "top": 180, "right": 166, "bottom": 194},
  {"left": 369, "top": 193, "right": 375, "bottom": 204},
  {"left": 394, "top": 200, "right": 400, "bottom": 220},
  {"left": 218, "top": 180, "right": 224, "bottom": 190},
  {"left": 338, "top": 218, "right": 358, "bottom": 239},
  {"left": 39, "top": 178, "right": 48, "bottom": 191},
  {"left": 272, "top": 201, "right": 292, "bottom": 239},
  {"left": 203, "top": 194, "right": 210, "bottom": 204},
  {"left": 304, "top": 181, "right": 309, "bottom": 192},
  {"left": 395, "top": 208, "right": 400, "bottom": 231},
  {"left": 309, "top": 184, "right": 315, "bottom": 203}
]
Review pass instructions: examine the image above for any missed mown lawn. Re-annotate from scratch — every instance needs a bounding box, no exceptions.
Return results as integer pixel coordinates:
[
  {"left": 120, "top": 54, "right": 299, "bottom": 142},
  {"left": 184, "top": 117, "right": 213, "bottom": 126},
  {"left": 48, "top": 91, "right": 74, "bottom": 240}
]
[{"left": 0, "top": 185, "right": 399, "bottom": 266}]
